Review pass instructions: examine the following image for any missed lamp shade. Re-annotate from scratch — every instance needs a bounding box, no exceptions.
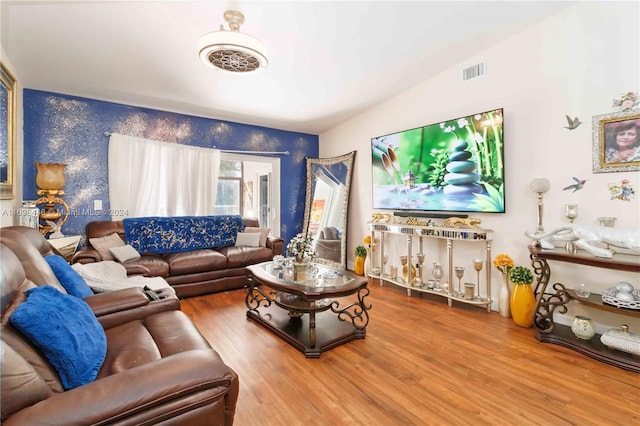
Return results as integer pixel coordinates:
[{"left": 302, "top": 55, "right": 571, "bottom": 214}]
[
  {"left": 530, "top": 178, "right": 550, "bottom": 194},
  {"left": 35, "top": 163, "right": 66, "bottom": 190}
]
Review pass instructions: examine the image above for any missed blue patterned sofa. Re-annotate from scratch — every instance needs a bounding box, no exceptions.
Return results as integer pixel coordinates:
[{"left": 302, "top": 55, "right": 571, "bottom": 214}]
[{"left": 72, "top": 216, "right": 284, "bottom": 298}]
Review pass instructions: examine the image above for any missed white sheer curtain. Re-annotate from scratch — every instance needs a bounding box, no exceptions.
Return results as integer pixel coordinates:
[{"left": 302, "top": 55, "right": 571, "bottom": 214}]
[{"left": 108, "top": 134, "right": 220, "bottom": 219}]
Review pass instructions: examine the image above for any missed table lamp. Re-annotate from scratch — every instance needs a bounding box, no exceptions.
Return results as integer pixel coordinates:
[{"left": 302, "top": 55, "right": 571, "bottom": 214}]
[{"left": 530, "top": 178, "right": 550, "bottom": 246}]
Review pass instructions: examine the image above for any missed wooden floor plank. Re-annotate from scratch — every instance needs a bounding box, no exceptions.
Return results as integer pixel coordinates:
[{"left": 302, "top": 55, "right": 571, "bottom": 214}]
[{"left": 180, "top": 283, "right": 639, "bottom": 426}]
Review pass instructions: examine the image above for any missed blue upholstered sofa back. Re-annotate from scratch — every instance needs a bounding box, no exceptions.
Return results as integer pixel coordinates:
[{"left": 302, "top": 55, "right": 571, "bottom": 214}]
[{"left": 123, "top": 215, "right": 243, "bottom": 254}]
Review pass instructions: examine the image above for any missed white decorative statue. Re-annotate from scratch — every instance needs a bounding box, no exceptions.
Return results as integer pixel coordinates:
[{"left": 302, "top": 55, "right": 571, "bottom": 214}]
[
  {"left": 45, "top": 219, "right": 65, "bottom": 239},
  {"left": 525, "top": 224, "right": 640, "bottom": 258}
]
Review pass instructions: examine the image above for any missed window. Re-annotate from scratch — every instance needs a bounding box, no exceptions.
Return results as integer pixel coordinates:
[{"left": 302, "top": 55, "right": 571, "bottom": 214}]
[{"left": 214, "top": 159, "right": 242, "bottom": 215}]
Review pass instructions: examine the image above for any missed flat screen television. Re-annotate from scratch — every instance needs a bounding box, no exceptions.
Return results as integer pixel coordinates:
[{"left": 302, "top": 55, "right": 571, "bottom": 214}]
[{"left": 371, "top": 107, "right": 504, "bottom": 214}]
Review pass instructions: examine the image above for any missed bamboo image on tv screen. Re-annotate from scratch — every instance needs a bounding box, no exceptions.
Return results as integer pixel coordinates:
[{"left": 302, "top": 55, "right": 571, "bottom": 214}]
[{"left": 371, "top": 108, "right": 504, "bottom": 213}]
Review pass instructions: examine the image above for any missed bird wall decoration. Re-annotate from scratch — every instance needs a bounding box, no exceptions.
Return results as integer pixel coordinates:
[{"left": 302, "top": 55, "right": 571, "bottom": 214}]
[
  {"left": 564, "top": 115, "right": 582, "bottom": 130},
  {"left": 563, "top": 177, "right": 587, "bottom": 192}
]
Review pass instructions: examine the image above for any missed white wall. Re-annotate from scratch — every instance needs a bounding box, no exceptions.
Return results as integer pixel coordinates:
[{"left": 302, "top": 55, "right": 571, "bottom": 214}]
[
  {"left": 0, "top": 47, "right": 23, "bottom": 227},
  {"left": 319, "top": 2, "right": 640, "bottom": 329}
]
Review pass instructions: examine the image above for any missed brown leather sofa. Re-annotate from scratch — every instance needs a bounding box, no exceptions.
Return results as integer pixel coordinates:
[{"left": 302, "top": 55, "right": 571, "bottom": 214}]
[
  {"left": 315, "top": 226, "right": 342, "bottom": 263},
  {"left": 0, "top": 226, "right": 239, "bottom": 425},
  {"left": 73, "top": 217, "right": 285, "bottom": 298}
]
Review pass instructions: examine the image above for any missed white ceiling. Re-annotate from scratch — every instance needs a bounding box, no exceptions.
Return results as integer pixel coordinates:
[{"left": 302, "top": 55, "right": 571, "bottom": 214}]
[{"left": 1, "top": 1, "right": 574, "bottom": 134}]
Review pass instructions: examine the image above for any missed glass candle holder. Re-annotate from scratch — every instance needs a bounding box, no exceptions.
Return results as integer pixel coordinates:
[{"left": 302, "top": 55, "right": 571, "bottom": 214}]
[{"left": 390, "top": 266, "right": 398, "bottom": 280}]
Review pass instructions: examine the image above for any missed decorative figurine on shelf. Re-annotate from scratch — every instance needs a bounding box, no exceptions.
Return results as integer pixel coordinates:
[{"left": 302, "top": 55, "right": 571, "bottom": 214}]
[
  {"left": 440, "top": 217, "right": 482, "bottom": 229},
  {"left": 524, "top": 224, "right": 640, "bottom": 258},
  {"left": 45, "top": 219, "right": 65, "bottom": 239},
  {"left": 369, "top": 213, "right": 394, "bottom": 223},
  {"left": 404, "top": 217, "right": 432, "bottom": 226}
]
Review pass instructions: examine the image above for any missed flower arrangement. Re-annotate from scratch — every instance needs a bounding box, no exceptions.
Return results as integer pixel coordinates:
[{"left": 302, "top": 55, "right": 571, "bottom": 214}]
[
  {"left": 286, "top": 233, "right": 315, "bottom": 262},
  {"left": 612, "top": 91, "right": 639, "bottom": 111},
  {"left": 509, "top": 266, "right": 534, "bottom": 285},
  {"left": 363, "top": 235, "right": 379, "bottom": 246},
  {"left": 492, "top": 253, "right": 514, "bottom": 275}
]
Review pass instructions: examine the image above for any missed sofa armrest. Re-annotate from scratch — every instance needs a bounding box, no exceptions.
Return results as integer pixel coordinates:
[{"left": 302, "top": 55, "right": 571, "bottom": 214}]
[
  {"left": 84, "top": 287, "right": 180, "bottom": 328},
  {"left": 266, "top": 236, "right": 285, "bottom": 256},
  {"left": 2, "top": 350, "right": 238, "bottom": 426},
  {"left": 72, "top": 248, "right": 151, "bottom": 277},
  {"left": 85, "top": 287, "right": 149, "bottom": 315},
  {"left": 122, "top": 263, "right": 151, "bottom": 276},
  {"left": 71, "top": 246, "right": 101, "bottom": 264}
]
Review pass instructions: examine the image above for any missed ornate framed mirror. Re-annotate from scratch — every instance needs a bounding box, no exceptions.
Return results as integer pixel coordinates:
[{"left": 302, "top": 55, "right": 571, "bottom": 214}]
[
  {"left": 302, "top": 151, "right": 356, "bottom": 269},
  {"left": 1, "top": 63, "right": 16, "bottom": 199}
]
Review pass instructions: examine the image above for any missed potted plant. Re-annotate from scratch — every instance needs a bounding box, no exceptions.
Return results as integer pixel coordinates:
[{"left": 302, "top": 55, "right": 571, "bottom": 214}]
[
  {"left": 354, "top": 245, "right": 367, "bottom": 275},
  {"left": 508, "top": 265, "right": 536, "bottom": 327}
]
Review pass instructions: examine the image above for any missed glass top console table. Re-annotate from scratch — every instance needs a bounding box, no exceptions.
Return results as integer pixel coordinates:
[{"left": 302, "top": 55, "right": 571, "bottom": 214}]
[{"left": 245, "top": 261, "right": 371, "bottom": 358}]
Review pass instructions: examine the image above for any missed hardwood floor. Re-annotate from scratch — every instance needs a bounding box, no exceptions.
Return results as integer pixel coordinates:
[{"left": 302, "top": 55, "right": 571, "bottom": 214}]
[{"left": 180, "top": 283, "right": 639, "bottom": 426}]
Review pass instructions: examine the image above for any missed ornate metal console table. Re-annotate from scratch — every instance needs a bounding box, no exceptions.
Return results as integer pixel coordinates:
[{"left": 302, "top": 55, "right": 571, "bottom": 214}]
[{"left": 530, "top": 246, "right": 640, "bottom": 373}]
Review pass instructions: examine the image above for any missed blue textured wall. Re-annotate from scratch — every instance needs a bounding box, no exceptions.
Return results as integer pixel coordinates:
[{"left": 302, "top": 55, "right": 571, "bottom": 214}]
[{"left": 23, "top": 89, "right": 318, "bottom": 243}]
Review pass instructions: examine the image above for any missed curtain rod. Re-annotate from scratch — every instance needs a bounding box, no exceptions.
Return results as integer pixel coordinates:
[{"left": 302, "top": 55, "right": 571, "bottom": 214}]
[
  {"left": 104, "top": 132, "right": 289, "bottom": 155},
  {"left": 219, "top": 149, "right": 290, "bottom": 155}
]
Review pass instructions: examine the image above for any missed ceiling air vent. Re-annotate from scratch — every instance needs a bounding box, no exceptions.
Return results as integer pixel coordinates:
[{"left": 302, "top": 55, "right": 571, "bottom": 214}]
[{"left": 462, "top": 62, "right": 485, "bottom": 81}]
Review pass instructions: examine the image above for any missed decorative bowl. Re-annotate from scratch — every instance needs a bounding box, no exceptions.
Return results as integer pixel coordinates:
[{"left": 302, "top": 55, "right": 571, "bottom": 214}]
[
  {"left": 574, "top": 283, "right": 591, "bottom": 298},
  {"left": 602, "top": 287, "right": 640, "bottom": 310}
]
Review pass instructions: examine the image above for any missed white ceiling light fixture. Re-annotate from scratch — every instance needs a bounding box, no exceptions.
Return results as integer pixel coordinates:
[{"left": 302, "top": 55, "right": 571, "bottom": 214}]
[{"left": 198, "top": 10, "right": 269, "bottom": 74}]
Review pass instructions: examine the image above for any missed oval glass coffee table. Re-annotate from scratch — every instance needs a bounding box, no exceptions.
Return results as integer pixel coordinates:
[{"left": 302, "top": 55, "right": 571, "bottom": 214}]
[{"left": 245, "top": 261, "right": 371, "bottom": 358}]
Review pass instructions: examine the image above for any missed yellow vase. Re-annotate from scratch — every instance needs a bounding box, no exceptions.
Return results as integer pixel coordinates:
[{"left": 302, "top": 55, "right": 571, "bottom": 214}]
[
  {"left": 510, "top": 283, "right": 535, "bottom": 327},
  {"left": 354, "top": 256, "right": 366, "bottom": 276}
]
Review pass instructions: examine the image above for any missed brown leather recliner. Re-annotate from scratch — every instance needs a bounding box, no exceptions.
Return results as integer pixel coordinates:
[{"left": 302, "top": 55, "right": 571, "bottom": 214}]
[
  {"left": 0, "top": 229, "right": 239, "bottom": 425},
  {"left": 72, "top": 217, "right": 285, "bottom": 298}
]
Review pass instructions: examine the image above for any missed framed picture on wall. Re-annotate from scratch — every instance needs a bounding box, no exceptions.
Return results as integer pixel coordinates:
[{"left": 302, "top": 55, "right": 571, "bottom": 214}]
[{"left": 592, "top": 109, "right": 640, "bottom": 173}]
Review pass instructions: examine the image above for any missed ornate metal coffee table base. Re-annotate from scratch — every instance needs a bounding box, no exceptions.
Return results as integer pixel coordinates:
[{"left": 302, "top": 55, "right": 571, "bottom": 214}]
[{"left": 245, "top": 266, "right": 370, "bottom": 358}]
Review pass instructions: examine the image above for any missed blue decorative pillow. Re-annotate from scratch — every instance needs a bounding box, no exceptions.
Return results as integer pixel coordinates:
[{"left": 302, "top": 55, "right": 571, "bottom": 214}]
[
  {"left": 45, "top": 254, "right": 93, "bottom": 298},
  {"left": 10, "top": 286, "right": 107, "bottom": 390}
]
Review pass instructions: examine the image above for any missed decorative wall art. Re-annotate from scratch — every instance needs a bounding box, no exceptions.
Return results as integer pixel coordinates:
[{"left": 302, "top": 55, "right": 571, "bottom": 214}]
[
  {"left": 608, "top": 179, "right": 635, "bottom": 202},
  {"left": 612, "top": 91, "right": 639, "bottom": 112},
  {"left": 592, "top": 109, "right": 640, "bottom": 173},
  {"left": 563, "top": 115, "right": 582, "bottom": 130},
  {"left": 562, "top": 177, "right": 587, "bottom": 193}
]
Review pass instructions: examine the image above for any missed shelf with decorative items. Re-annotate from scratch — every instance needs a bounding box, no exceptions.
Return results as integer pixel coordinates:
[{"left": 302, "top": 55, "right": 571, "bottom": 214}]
[
  {"left": 366, "top": 221, "right": 493, "bottom": 312},
  {"left": 529, "top": 245, "right": 640, "bottom": 373}
]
